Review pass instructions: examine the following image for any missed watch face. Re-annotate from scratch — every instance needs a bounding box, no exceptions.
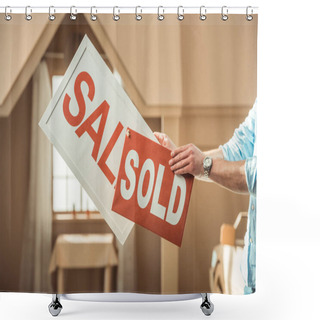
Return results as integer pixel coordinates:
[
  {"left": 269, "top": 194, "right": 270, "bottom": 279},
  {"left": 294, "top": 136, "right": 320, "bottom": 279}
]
[{"left": 204, "top": 157, "right": 212, "bottom": 168}]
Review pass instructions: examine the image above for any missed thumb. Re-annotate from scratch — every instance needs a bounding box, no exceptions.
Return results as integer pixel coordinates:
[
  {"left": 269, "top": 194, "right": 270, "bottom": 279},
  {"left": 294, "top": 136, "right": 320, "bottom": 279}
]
[{"left": 154, "top": 132, "right": 162, "bottom": 143}]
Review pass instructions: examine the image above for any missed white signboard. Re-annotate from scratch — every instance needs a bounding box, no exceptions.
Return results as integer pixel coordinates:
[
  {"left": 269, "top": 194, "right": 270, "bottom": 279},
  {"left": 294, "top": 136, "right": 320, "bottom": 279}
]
[{"left": 39, "top": 35, "right": 158, "bottom": 244}]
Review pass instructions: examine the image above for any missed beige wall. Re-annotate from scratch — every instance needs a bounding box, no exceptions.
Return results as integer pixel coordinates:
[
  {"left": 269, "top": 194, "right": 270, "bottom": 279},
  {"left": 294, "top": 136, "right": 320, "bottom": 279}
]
[
  {"left": 89, "top": 14, "right": 257, "bottom": 109},
  {"left": 0, "top": 15, "right": 48, "bottom": 108},
  {"left": 0, "top": 14, "right": 63, "bottom": 117},
  {"left": 177, "top": 109, "right": 250, "bottom": 293},
  {"left": 156, "top": 107, "right": 252, "bottom": 293},
  {"left": 0, "top": 81, "right": 32, "bottom": 291}
]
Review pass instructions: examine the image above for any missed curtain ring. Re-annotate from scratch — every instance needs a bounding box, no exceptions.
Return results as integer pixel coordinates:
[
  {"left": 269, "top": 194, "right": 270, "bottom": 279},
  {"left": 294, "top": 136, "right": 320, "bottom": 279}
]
[
  {"left": 25, "top": 6, "right": 32, "bottom": 21},
  {"left": 4, "top": 6, "right": 12, "bottom": 21},
  {"left": 91, "top": 6, "right": 97, "bottom": 21},
  {"left": 49, "top": 6, "right": 56, "bottom": 21},
  {"left": 70, "top": 6, "right": 77, "bottom": 21},
  {"left": 135, "top": 6, "right": 142, "bottom": 21},
  {"left": 177, "top": 6, "right": 184, "bottom": 21},
  {"left": 246, "top": 6, "right": 253, "bottom": 21},
  {"left": 221, "top": 6, "right": 228, "bottom": 21},
  {"left": 200, "top": 6, "right": 207, "bottom": 21},
  {"left": 113, "top": 6, "right": 120, "bottom": 21},
  {"left": 157, "top": 6, "right": 164, "bottom": 21}
]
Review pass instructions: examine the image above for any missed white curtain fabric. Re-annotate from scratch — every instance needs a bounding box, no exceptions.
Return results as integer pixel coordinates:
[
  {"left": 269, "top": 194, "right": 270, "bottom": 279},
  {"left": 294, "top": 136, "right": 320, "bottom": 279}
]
[{"left": 19, "top": 60, "right": 52, "bottom": 292}]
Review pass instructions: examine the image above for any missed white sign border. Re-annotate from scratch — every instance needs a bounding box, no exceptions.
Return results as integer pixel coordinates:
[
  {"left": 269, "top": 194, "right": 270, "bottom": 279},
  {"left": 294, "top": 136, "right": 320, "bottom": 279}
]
[{"left": 39, "top": 34, "right": 136, "bottom": 245}]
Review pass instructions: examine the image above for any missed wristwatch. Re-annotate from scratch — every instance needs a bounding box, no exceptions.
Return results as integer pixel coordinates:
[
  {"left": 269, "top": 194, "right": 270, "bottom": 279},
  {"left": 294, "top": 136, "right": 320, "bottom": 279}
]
[{"left": 203, "top": 156, "right": 213, "bottom": 178}]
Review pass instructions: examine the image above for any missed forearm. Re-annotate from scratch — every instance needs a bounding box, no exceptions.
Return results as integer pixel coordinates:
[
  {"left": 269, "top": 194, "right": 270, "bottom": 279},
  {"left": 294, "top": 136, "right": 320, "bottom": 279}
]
[
  {"left": 207, "top": 159, "right": 248, "bottom": 194},
  {"left": 168, "top": 144, "right": 249, "bottom": 194}
]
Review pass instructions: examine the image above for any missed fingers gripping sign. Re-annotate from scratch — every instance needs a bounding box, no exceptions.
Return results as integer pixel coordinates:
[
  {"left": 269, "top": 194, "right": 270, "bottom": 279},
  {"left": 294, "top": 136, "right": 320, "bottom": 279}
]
[
  {"left": 169, "top": 144, "right": 205, "bottom": 177},
  {"left": 154, "top": 132, "right": 206, "bottom": 177},
  {"left": 154, "top": 132, "right": 177, "bottom": 151}
]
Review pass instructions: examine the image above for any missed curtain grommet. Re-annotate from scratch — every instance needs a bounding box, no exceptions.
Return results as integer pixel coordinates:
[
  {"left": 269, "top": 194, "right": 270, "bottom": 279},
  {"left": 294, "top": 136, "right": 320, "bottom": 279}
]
[
  {"left": 177, "top": 6, "right": 184, "bottom": 21},
  {"left": 49, "top": 6, "right": 56, "bottom": 21},
  {"left": 200, "top": 6, "right": 207, "bottom": 21},
  {"left": 135, "top": 6, "right": 142, "bottom": 21},
  {"left": 246, "top": 6, "right": 253, "bottom": 21},
  {"left": 221, "top": 6, "right": 228, "bottom": 21},
  {"left": 25, "top": 6, "right": 32, "bottom": 21},
  {"left": 91, "top": 6, "right": 97, "bottom": 21},
  {"left": 157, "top": 6, "right": 164, "bottom": 21},
  {"left": 70, "top": 6, "right": 77, "bottom": 21},
  {"left": 113, "top": 6, "right": 120, "bottom": 21},
  {"left": 4, "top": 6, "right": 12, "bottom": 21}
]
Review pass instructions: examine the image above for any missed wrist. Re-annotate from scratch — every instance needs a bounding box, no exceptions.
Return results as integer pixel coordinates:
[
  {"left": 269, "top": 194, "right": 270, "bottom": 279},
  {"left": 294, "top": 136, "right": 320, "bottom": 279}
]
[{"left": 202, "top": 156, "right": 213, "bottom": 178}]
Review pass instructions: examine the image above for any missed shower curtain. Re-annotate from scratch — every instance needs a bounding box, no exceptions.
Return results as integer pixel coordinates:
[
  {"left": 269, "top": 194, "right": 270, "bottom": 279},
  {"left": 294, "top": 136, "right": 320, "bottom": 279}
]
[{"left": 0, "top": 8, "right": 257, "bottom": 296}]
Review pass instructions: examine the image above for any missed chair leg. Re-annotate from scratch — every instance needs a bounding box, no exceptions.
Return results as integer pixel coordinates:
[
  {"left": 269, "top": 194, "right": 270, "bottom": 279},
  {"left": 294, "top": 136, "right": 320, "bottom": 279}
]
[
  {"left": 200, "top": 293, "right": 214, "bottom": 316},
  {"left": 48, "top": 294, "right": 63, "bottom": 317}
]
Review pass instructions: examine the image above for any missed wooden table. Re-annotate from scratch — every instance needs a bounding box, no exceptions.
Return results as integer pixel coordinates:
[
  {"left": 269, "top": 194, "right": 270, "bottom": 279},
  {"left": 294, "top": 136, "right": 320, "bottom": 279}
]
[{"left": 49, "top": 233, "right": 118, "bottom": 293}]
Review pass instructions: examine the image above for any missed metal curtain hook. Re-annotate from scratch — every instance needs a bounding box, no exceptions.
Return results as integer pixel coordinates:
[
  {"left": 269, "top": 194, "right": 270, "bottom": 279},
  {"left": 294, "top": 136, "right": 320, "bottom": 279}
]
[
  {"left": 91, "top": 6, "right": 97, "bottom": 21},
  {"left": 221, "top": 6, "right": 228, "bottom": 21},
  {"left": 70, "top": 6, "right": 77, "bottom": 21},
  {"left": 25, "top": 6, "right": 32, "bottom": 21},
  {"left": 200, "top": 5, "right": 207, "bottom": 21},
  {"left": 246, "top": 6, "right": 253, "bottom": 21},
  {"left": 177, "top": 6, "right": 184, "bottom": 21},
  {"left": 113, "top": 6, "right": 120, "bottom": 21},
  {"left": 49, "top": 6, "right": 56, "bottom": 21},
  {"left": 5, "top": 6, "right": 12, "bottom": 21},
  {"left": 157, "top": 6, "right": 164, "bottom": 21},
  {"left": 135, "top": 6, "right": 142, "bottom": 21}
]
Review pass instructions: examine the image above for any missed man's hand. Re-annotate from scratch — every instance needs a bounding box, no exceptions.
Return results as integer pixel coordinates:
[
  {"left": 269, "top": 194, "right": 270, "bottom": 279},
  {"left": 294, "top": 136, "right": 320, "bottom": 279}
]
[
  {"left": 154, "top": 132, "right": 248, "bottom": 193},
  {"left": 154, "top": 133, "right": 206, "bottom": 177},
  {"left": 154, "top": 132, "right": 177, "bottom": 151},
  {"left": 169, "top": 144, "right": 205, "bottom": 177}
]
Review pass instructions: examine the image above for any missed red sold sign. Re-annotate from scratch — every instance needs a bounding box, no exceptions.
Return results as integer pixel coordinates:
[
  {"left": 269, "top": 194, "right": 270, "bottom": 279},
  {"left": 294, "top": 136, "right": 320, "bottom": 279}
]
[{"left": 112, "top": 129, "right": 194, "bottom": 247}]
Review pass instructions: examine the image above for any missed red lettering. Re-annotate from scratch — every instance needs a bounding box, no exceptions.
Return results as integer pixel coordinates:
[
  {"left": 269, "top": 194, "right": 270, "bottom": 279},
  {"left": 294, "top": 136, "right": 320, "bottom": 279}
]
[
  {"left": 98, "top": 122, "right": 124, "bottom": 184},
  {"left": 63, "top": 70, "right": 124, "bottom": 186},
  {"left": 63, "top": 71, "right": 95, "bottom": 126},
  {"left": 75, "top": 100, "right": 110, "bottom": 161}
]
